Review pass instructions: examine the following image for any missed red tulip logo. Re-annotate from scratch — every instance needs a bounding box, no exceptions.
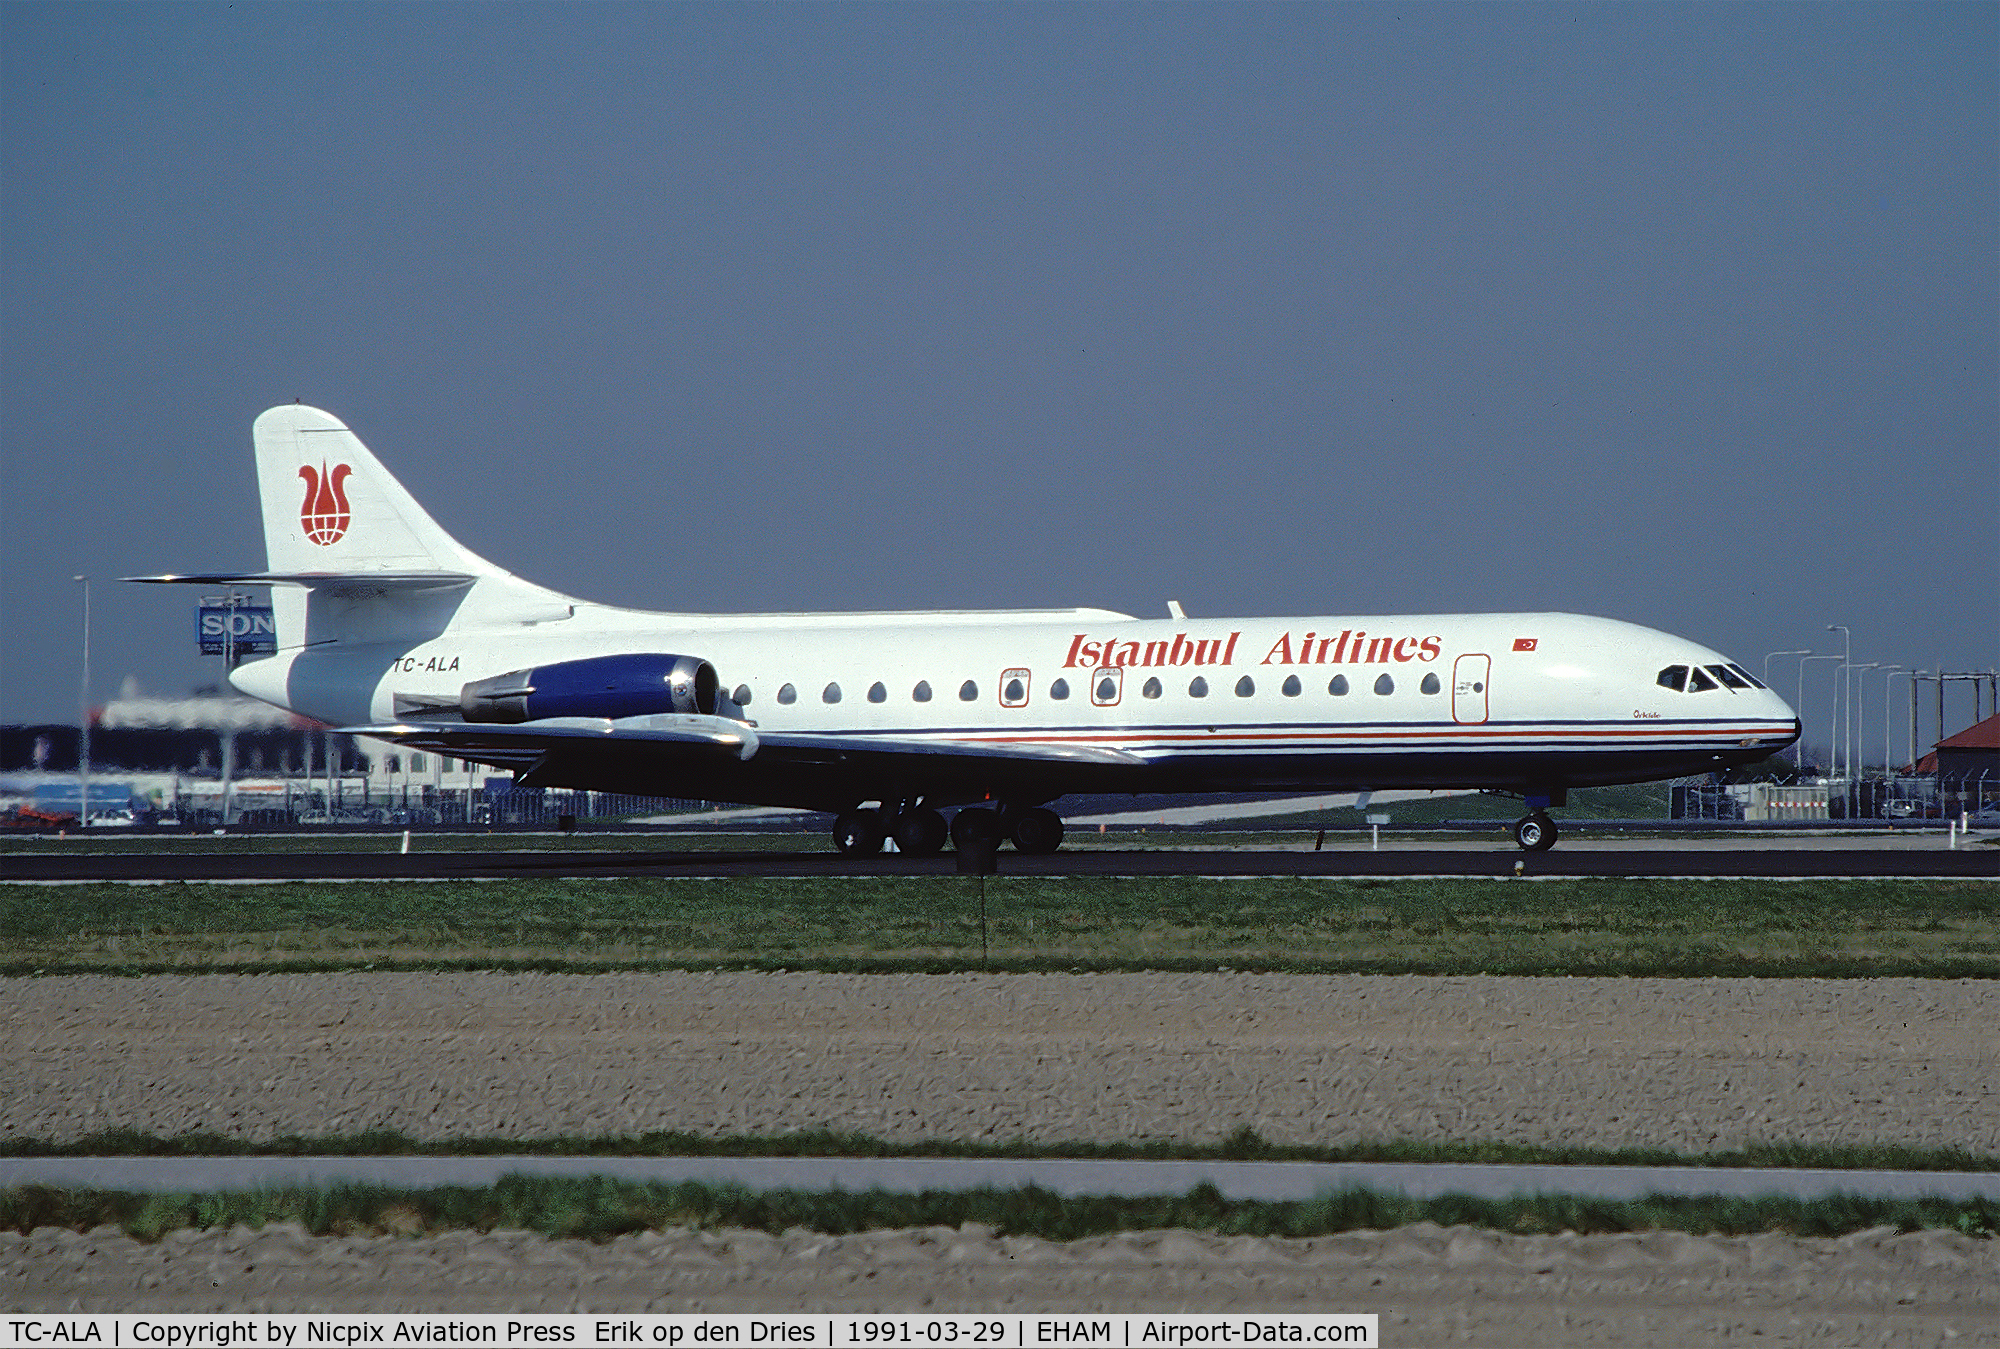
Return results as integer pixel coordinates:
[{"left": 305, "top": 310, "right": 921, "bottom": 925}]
[{"left": 299, "top": 461, "right": 354, "bottom": 545}]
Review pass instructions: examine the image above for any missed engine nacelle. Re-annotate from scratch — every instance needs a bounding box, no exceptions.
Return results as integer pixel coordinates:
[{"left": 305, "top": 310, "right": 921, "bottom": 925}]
[{"left": 460, "top": 653, "right": 718, "bottom": 723}]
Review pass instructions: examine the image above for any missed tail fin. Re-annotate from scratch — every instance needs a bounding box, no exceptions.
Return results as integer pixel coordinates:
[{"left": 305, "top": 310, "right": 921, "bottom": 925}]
[
  {"left": 246, "top": 406, "right": 575, "bottom": 654},
  {"left": 254, "top": 404, "right": 500, "bottom": 577}
]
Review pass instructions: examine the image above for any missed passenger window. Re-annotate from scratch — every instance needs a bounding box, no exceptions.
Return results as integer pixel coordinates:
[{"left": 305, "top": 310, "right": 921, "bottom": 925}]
[
  {"left": 733, "top": 684, "right": 753, "bottom": 706},
  {"left": 1142, "top": 676, "right": 1163, "bottom": 699},
  {"left": 1374, "top": 673, "right": 1394, "bottom": 695},
  {"left": 1656, "top": 665, "right": 1688, "bottom": 692},
  {"left": 959, "top": 680, "right": 978, "bottom": 702},
  {"left": 1420, "top": 672, "right": 1440, "bottom": 695},
  {"left": 1708, "top": 664, "right": 1748, "bottom": 690},
  {"left": 1281, "top": 675, "right": 1302, "bottom": 697},
  {"left": 411, "top": 754, "right": 426, "bottom": 772},
  {"left": 777, "top": 683, "right": 797, "bottom": 705},
  {"left": 1092, "top": 667, "right": 1123, "bottom": 706},
  {"left": 1329, "top": 674, "right": 1349, "bottom": 696},
  {"left": 867, "top": 682, "right": 887, "bottom": 703},
  {"left": 1050, "top": 678, "right": 1070, "bottom": 700},
  {"left": 912, "top": 681, "right": 932, "bottom": 702},
  {"left": 823, "top": 682, "right": 842, "bottom": 703},
  {"left": 1235, "top": 676, "right": 1255, "bottom": 697},
  {"left": 1687, "top": 667, "right": 1718, "bottom": 692},
  {"left": 1001, "top": 669, "right": 1029, "bottom": 706},
  {"left": 1188, "top": 676, "right": 1208, "bottom": 698},
  {"left": 1727, "top": 663, "right": 1768, "bottom": 690}
]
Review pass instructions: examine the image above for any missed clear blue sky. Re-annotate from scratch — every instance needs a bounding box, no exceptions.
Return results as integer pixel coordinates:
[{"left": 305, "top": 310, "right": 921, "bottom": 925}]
[{"left": 4, "top": 2, "right": 1994, "bottom": 758}]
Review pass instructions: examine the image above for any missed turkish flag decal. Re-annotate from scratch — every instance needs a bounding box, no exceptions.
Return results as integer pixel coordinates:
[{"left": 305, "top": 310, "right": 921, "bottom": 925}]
[{"left": 1513, "top": 637, "right": 1538, "bottom": 652}]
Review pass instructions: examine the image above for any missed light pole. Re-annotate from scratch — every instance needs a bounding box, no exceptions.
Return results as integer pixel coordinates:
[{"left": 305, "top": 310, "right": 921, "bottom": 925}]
[
  {"left": 1765, "top": 649, "right": 1811, "bottom": 687},
  {"left": 1799, "top": 654, "right": 1841, "bottom": 776},
  {"left": 1885, "top": 668, "right": 1915, "bottom": 777},
  {"left": 1849, "top": 663, "right": 1880, "bottom": 783},
  {"left": 1826, "top": 624, "right": 1851, "bottom": 783},
  {"left": 1766, "top": 650, "right": 1812, "bottom": 767},
  {"left": 73, "top": 576, "right": 92, "bottom": 824},
  {"left": 1867, "top": 665, "right": 1902, "bottom": 776}
]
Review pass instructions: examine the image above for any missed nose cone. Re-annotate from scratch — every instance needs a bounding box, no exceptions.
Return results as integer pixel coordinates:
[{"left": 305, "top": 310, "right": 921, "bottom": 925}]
[
  {"left": 1778, "top": 704, "right": 1803, "bottom": 750},
  {"left": 1762, "top": 687, "right": 1803, "bottom": 752}
]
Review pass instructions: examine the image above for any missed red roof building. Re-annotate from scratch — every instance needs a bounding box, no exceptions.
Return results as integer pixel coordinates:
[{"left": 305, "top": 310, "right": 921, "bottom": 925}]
[{"left": 1912, "top": 712, "right": 2000, "bottom": 776}]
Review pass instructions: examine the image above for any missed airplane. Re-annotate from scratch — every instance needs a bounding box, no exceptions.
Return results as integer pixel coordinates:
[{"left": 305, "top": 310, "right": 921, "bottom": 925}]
[{"left": 130, "top": 404, "right": 1802, "bottom": 854}]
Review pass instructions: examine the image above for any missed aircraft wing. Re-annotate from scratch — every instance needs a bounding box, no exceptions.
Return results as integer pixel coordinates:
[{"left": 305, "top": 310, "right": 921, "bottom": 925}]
[
  {"left": 344, "top": 715, "right": 759, "bottom": 774},
  {"left": 341, "top": 717, "right": 1145, "bottom": 793}
]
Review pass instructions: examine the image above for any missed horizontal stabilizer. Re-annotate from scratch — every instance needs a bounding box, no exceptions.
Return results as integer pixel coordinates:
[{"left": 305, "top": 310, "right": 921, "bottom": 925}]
[{"left": 124, "top": 570, "right": 475, "bottom": 594}]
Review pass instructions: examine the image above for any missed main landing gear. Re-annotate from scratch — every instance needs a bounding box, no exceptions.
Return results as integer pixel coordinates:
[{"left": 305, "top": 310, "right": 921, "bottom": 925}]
[
  {"left": 949, "top": 805, "right": 1063, "bottom": 855},
  {"left": 833, "top": 805, "right": 947, "bottom": 857},
  {"left": 832, "top": 803, "right": 1064, "bottom": 856}
]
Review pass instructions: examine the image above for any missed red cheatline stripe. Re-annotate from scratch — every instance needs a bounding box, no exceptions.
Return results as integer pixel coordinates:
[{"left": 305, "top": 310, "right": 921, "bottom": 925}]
[{"left": 944, "top": 722, "right": 1793, "bottom": 749}]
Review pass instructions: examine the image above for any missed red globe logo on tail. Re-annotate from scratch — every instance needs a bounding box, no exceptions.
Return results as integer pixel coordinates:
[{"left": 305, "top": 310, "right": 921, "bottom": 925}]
[{"left": 299, "top": 462, "right": 354, "bottom": 545}]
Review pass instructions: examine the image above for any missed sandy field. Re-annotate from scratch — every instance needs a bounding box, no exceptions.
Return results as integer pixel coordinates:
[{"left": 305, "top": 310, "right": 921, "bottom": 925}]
[
  {"left": 8, "top": 1221, "right": 1999, "bottom": 1344},
  {"left": 4, "top": 971, "right": 1995, "bottom": 1151},
  {"left": 6, "top": 970, "right": 1997, "bottom": 1337}
]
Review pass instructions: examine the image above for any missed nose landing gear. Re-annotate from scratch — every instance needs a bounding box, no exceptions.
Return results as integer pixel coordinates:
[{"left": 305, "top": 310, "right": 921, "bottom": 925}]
[
  {"left": 1510, "top": 790, "right": 1563, "bottom": 852},
  {"left": 1512, "top": 811, "right": 1558, "bottom": 852}
]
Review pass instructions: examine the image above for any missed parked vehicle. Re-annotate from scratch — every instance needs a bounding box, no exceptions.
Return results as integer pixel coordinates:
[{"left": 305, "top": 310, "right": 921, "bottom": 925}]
[
  {"left": 2, "top": 805, "right": 80, "bottom": 830},
  {"left": 298, "top": 809, "right": 384, "bottom": 826}
]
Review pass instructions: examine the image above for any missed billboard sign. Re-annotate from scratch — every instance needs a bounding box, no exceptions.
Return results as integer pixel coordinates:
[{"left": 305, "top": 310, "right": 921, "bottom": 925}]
[{"left": 197, "top": 605, "right": 277, "bottom": 656}]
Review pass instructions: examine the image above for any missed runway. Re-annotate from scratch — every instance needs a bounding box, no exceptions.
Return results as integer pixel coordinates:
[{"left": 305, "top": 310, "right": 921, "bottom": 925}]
[
  {"left": 5, "top": 1154, "right": 1995, "bottom": 1204},
  {"left": 5, "top": 842, "right": 1993, "bottom": 881}
]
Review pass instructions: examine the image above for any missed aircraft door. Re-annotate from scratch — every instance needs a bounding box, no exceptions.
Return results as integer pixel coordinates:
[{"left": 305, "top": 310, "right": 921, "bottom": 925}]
[{"left": 1452, "top": 654, "right": 1490, "bottom": 725}]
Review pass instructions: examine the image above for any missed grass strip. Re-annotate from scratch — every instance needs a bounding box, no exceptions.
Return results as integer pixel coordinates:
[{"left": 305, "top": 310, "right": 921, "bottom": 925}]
[
  {"left": 5, "top": 876, "right": 1996, "bottom": 979},
  {"left": 5, "top": 1127, "right": 1994, "bottom": 1176},
  {"left": 4, "top": 1176, "right": 1992, "bottom": 1243}
]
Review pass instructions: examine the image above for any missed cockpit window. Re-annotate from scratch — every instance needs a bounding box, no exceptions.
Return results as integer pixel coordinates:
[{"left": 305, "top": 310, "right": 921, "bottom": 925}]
[
  {"left": 1656, "top": 665, "right": 1689, "bottom": 692},
  {"left": 1726, "top": 663, "right": 1767, "bottom": 689},
  {"left": 1687, "top": 666, "right": 1718, "bottom": 692},
  {"left": 1707, "top": 664, "right": 1748, "bottom": 690}
]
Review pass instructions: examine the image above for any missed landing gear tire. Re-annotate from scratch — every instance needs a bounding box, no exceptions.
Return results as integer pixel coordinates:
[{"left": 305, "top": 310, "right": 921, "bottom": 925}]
[
  {"left": 1513, "top": 812, "right": 1558, "bottom": 852},
  {"left": 950, "top": 808, "right": 1000, "bottom": 851},
  {"left": 832, "top": 808, "right": 886, "bottom": 856},
  {"left": 892, "top": 807, "right": 948, "bottom": 856},
  {"left": 1012, "top": 807, "right": 1065, "bottom": 855}
]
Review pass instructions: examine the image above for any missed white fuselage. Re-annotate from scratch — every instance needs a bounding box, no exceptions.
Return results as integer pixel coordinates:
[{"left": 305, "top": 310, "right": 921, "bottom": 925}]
[{"left": 233, "top": 601, "right": 1800, "bottom": 807}]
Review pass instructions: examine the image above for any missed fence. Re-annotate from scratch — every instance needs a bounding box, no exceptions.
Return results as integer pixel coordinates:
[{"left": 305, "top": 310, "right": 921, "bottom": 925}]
[
  {"left": 166, "top": 777, "right": 718, "bottom": 828},
  {"left": 1880, "top": 771, "right": 1997, "bottom": 821},
  {"left": 1669, "top": 772, "right": 1997, "bottom": 823}
]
